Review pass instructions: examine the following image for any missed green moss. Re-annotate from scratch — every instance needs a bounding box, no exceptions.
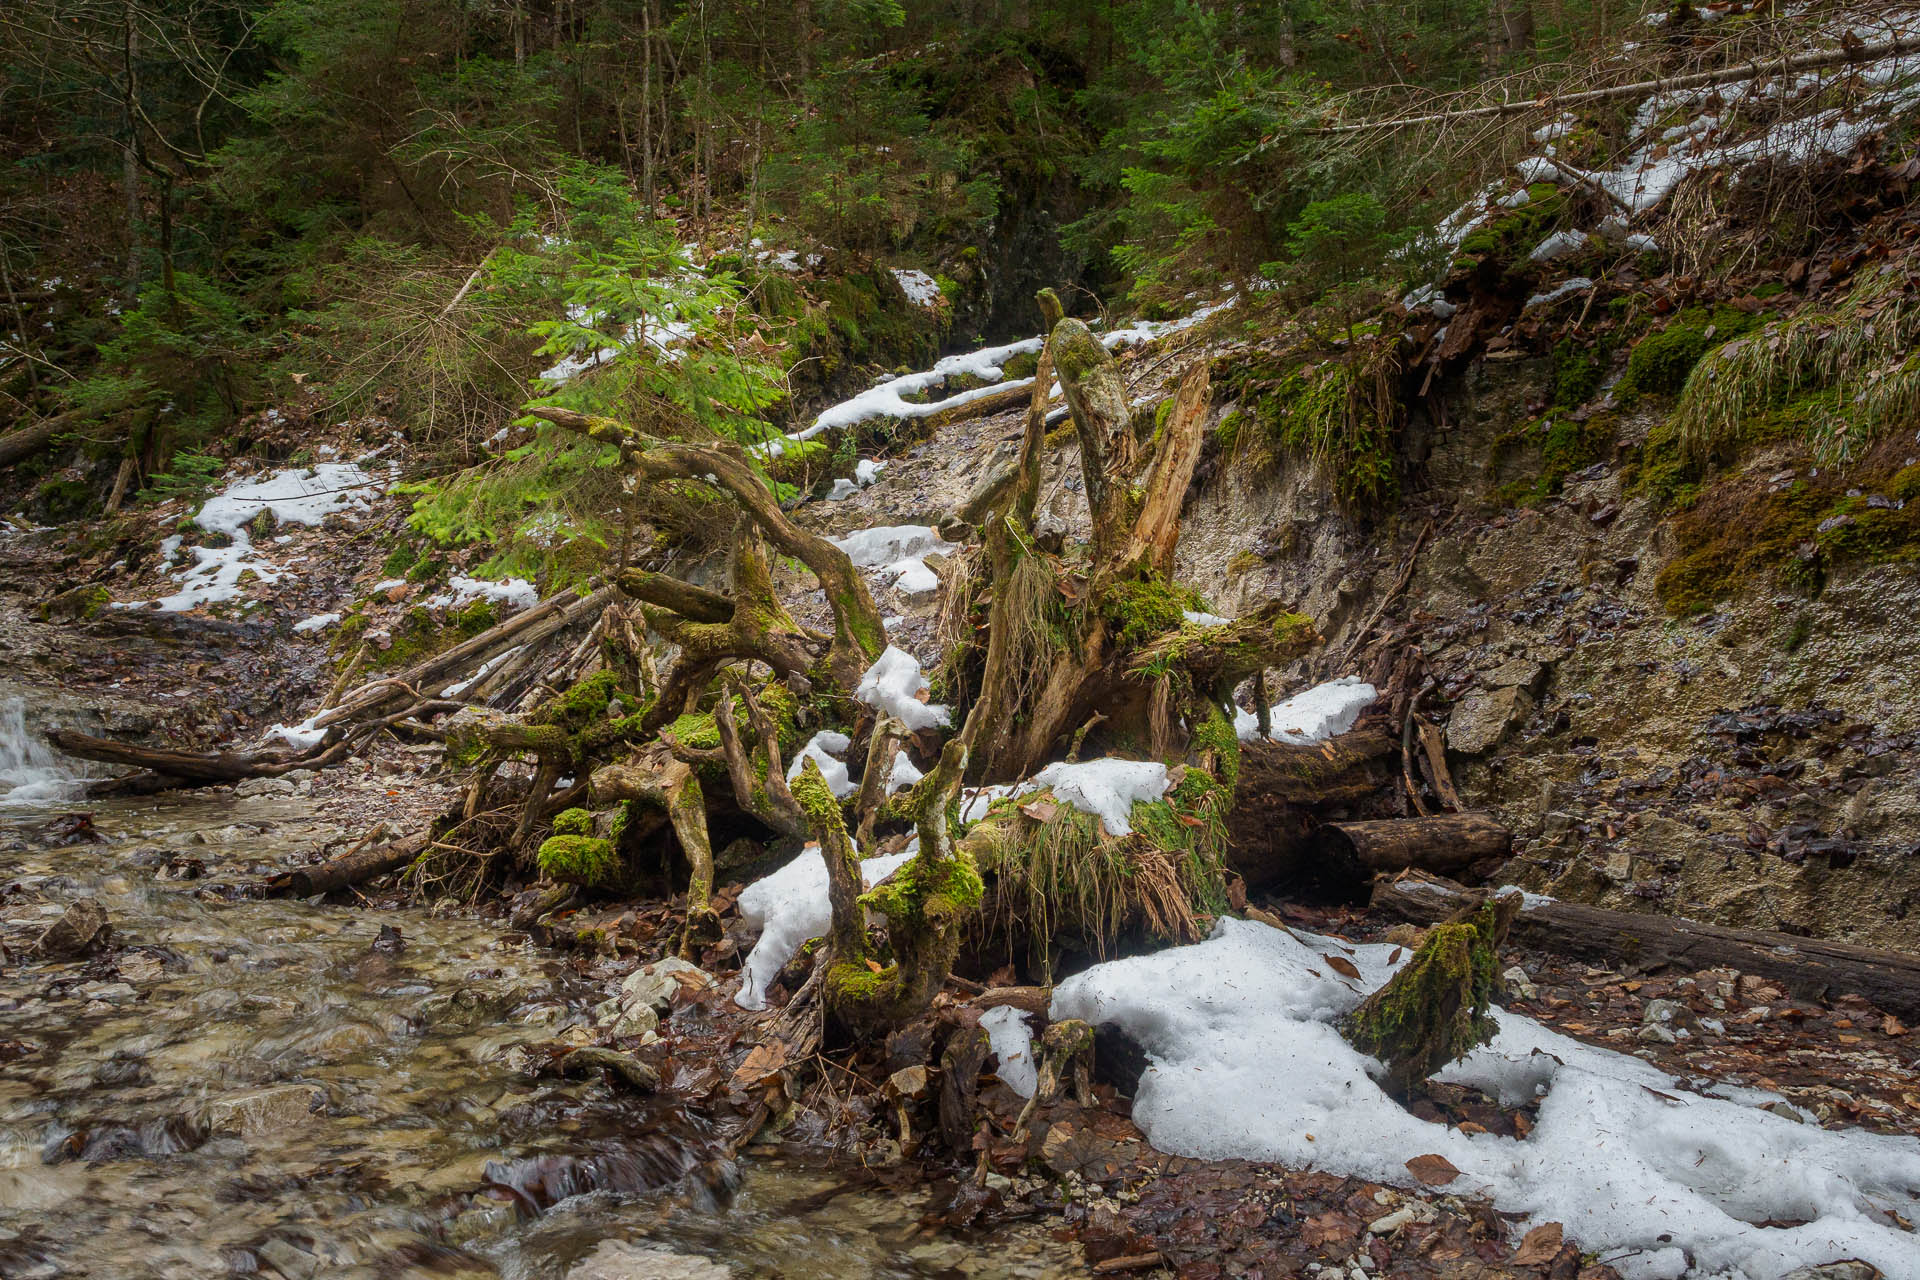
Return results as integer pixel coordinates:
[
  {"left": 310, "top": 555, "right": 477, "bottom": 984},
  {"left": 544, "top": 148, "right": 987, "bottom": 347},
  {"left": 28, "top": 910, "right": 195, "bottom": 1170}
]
[
  {"left": 1187, "top": 704, "right": 1242, "bottom": 792},
  {"left": 1623, "top": 305, "right": 1758, "bottom": 397},
  {"left": 1001, "top": 349, "right": 1039, "bottom": 381},
  {"left": 663, "top": 709, "right": 722, "bottom": 752},
  {"left": 34, "top": 479, "right": 91, "bottom": 523},
  {"left": 539, "top": 670, "right": 619, "bottom": 732},
  {"left": 1451, "top": 184, "right": 1567, "bottom": 273},
  {"left": 863, "top": 849, "right": 985, "bottom": 926},
  {"left": 1051, "top": 321, "right": 1109, "bottom": 383},
  {"left": 370, "top": 597, "right": 499, "bottom": 670},
  {"left": 38, "top": 584, "right": 111, "bottom": 622},
  {"left": 789, "top": 761, "right": 844, "bottom": 828},
  {"left": 1340, "top": 898, "right": 1508, "bottom": 1095},
  {"left": 1214, "top": 410, "right": 1243, "bottom": 454},
  {"left": 824, "top": 959, "right": 899, "bottom": 1007},
  {"left": 536, "top": 834, "right": 620, "bottom": 887},
  {"left": 1215, "top": 348, "right": 1397, "bottom": 508},
  {"left": 379, "top": 544, "right": 418, "bottom": 579},
  {"left": 550, "top": 807, "right": 594, "bottom": 836},
  {"left": 1101, "top": 571, "right": 1199, "bottom": 647}
]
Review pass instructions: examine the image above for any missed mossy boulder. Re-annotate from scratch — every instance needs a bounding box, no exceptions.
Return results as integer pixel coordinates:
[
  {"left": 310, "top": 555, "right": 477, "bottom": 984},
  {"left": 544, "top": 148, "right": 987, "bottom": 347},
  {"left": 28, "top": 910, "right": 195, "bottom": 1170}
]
[
  {"left": 537, "top": 834, "right": 621, "bottom": 888},
  {"left": 1623, "top": 305, "right": 1758, "bottom": 397}
]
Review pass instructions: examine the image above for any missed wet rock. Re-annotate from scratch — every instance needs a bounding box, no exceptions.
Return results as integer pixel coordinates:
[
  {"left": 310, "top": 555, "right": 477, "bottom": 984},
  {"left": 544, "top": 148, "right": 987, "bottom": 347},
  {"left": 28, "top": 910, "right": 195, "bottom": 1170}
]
[
  {"left": 567, "top": 1240, "right": 731, "bottom": 1279},
  {"left": 592, "top": 999, "right": 658, "bottom": 1041},
  {"left": 34, "top": 898, "right": 110, "bottom": 957},
  {"left": 619, "top": 958, "right": 709, "bottom": 1014},
  {"left": 1502, "top": 965, "right": 1538, "bottom": 1001},
  {"left": 1446, "top": 686, "right": 1532, "bottom": 756},
  {"left": 205, "top": 1084, "right": 325, "bottom": 1136},
  {"left": 236, "top": 777, "right": 296, "bottom": 798}
]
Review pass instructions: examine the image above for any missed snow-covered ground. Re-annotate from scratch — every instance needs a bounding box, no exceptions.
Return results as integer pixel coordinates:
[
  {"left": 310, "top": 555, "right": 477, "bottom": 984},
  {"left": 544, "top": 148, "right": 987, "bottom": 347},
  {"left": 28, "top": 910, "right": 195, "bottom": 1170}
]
[
  {"left": 116, "top": 463, "right": 384, "bottom": 613},
  {"left": 1053, "top": 917, "right": 1920, "bottom": 1280}
]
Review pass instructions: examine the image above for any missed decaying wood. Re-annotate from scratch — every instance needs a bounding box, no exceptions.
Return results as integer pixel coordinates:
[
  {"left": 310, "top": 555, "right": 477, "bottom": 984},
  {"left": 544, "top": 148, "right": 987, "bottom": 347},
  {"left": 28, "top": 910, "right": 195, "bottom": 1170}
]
[
  {"left": 1372, "top": 870, "right": 1920, "bottom": 1020},
  {"left": 49, "top": 730, "right": 323, "bottom": 785},
  {"left": 615, "top": 568, "right": 734, "bottom": 623},
  {"left": 1317, "top": 813, "right": 1510, "bottom": 876},
  {"left": 555, "top": 1045, "right": 660, "bottom": 1092},
  {"left": 591, "top": 741, "right": 717, "bottom": 933},
  {"left": 262, "top": 830, "right": 427, "bottom": 898}
]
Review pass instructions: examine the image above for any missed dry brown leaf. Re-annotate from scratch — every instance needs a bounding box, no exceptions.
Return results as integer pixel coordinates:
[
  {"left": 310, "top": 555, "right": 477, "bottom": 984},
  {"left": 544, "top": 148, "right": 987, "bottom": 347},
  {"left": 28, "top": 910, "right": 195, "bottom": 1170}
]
[
  {"left": 1020, "top": 799, "right": 1060, "bottom": 823},
  {"left": 1406, "top": 1153, "right": 1461, "bottom": 1186},
  {"left": 1884, "top": 1014, "right": 1908, "bottom": 1037},
  {"left": 1510, "top": 1221, "right": 1563, "bottom": 1267},
  {"left": 1324, "top": 955, "right": 1363, "bottom": 982},
  {"left": 729, "top": 1040, "right": 788, "bottom": 1090}
]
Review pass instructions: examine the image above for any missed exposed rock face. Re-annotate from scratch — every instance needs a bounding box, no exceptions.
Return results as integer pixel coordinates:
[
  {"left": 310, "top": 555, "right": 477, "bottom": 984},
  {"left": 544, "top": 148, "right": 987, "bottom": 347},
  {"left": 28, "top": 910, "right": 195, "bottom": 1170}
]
[{"left": 1160, "top": 357, "right": 1920, "bottom": 950}]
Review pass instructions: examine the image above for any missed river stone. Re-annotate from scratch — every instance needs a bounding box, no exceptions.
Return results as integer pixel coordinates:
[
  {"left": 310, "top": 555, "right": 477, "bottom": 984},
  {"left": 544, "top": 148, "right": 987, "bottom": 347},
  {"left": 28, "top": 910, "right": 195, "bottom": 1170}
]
[
  {"left": 236, "top": 776, "right": 296, "bottom": 798},
  {"left": 1445, "top": 686, "right": 1532, "bottom": 756},
  {"left": 619, "top": 958, "right": 709, "bottom": 1013},
  {"left": 35, "top": 897, "right": 111, "bottom": 957},
  {"left": 205, "top": 1083, "right": 325, "bottom": 1136},
  {"left": 567, "top": 1240, "right": 731, "bottom": 1279}
]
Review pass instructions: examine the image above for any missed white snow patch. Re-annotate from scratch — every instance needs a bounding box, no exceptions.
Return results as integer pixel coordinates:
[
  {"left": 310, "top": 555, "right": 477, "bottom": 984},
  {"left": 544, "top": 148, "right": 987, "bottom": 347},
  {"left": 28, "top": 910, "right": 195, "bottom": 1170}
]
[
  {"left": 1027, "top": 759, "right": 1170, "bottom": 837},
  {"left": 261, "top": 713, "right": 328, "bottom": 751},
  {"left": 431, "top": 574, "right": 539, "bottom": 613},
  {"left": 980, "top": 1004, "right": 1038, "bottom": 1098},
  {"left": 855, "top": 458, "right": 886, "bottom": 485},
  {"left": 885, "top": 749, "right": 924, "bottom": 796},
  {"left": 293, "top": 612, "right": 341, "bottom": 634},
  {"left": 892, "top": 268, "right": 943, "bottom": 307},
  {"left": 854, "top": 646, "right": 952, "bottom": 732},
  {"left": 130, "top": 464, "right": 381, "bottom": 613},
  {"left": 1524, "top": 277, "right": 1595, "bottom": 310},
  {"left": 1529, "top": 229, "right": 1589, "bottom": 263},
  {"left": 1053, "top": 917, "right": 1920, "bottom": 1280},
  {"left": 1235, "top": 676, "right": 1378, "bottom": 744},
  {"left": 786, "top": 730, "right": 855, "bottom": 800},
  {"left": 831, "top": 524, "right": 958, "bottom": 596},
  {"left": 734, "top": 844, "right": 917, "bottom": 1010},
  {"left": 1182, "top": 609, "right": 1231, "bottom": 627},
  {"left": 442, "top": 645, "right": 524, "bottom": 698}
]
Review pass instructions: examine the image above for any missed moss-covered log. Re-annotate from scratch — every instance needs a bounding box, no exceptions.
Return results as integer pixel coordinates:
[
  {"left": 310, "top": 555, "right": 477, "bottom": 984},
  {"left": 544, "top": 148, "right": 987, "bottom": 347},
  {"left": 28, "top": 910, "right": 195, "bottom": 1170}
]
[{"left": 1340, "top": 888, "right": 1521, "bottom": 1096}]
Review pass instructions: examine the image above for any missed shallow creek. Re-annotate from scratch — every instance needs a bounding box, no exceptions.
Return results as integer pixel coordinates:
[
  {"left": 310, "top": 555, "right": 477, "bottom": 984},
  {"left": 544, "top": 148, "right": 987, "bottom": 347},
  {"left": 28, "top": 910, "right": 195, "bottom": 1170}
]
[{"left": 0, "top": 791, "right": 1079, "bottom": 1279}]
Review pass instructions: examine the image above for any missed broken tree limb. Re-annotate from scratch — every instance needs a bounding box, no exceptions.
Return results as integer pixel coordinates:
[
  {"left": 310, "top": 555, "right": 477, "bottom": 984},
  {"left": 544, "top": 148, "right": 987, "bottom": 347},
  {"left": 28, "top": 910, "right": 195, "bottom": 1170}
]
[
  {"left": 1371, "top": 870, "right": 1920, "bottom": 1021},
  {"left": 48, "top": 730, "right": 316, "bottom": 784},
  {"left": 615, "top": 568, "right": 734, "bottom": 623},
  {"left": 1316, "top": 813, "right": 1511, "bottom": 876},
  {"left": 262, "top": 830, "right": 427, "bottom": 898}
]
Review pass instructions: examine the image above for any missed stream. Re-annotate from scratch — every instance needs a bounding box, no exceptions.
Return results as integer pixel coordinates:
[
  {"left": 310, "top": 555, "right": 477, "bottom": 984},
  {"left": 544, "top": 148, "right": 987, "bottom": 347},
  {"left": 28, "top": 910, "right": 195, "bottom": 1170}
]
[{"left": 0, "top": 713, "right": 1080, "bottom": 1280}]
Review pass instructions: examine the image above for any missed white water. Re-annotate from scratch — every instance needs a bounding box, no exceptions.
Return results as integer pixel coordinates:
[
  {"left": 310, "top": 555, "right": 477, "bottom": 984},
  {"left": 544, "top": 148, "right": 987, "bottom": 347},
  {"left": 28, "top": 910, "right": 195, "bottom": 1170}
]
[{"left": 0, "top": 697, "right": 81, "bottom": 807}]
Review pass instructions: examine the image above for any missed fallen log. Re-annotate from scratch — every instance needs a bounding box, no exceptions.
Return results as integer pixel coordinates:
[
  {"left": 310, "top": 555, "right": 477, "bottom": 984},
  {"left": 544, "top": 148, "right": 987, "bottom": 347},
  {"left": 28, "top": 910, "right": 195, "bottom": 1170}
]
[
  {"left": 262, "top": 830, "right": 428, "bottom": 898},
  {"left": 1317, "top": 813, "right": 1510, "bottom": 876},
  {"left": 1372, "top": 870, "right": 1920, "bottom": 1021},
  {"left": 50, "top": 730, "right": 319, "bottom": 784},
  {"left": 1225, "top": 726, "right": 1402, "bottom": 892}
]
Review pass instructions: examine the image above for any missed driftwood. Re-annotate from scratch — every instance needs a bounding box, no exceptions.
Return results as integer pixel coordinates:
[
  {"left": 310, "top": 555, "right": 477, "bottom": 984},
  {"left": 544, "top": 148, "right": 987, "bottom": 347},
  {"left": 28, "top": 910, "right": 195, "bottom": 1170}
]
[
  {"left": 49, "top": 731, "right": 322, "bottom": 785},
  {"left": 262, "top": 830, "right": 428, "bottom": 898},
  {"left": 1372, "top": 870, "right": 1920, "bottom": 1021}
]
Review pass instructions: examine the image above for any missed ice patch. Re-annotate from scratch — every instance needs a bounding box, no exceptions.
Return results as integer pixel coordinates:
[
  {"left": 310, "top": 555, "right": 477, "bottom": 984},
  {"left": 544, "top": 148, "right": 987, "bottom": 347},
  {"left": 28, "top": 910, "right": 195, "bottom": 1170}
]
[
  {"left": 1234, "top": 676, "right": 1378, "bottom": 744},
  {"left": 980, "top": 1004, "right": 1038, "bottom": 1098},
  {"left": 1529, "top": 229, "right": 1589, "bottom": 262},
  {"left": 1054, "top": 918, "right": 1920, "bottom": 1280},
  {"left": 1027, "top": 758, "right": 1170, "bottom": 837},
  {"left": 854, "top": 646, "right": 952, "bottom": 732},
  {"left": 734, "top": 844, "right": 917, "bottom": 1010}
]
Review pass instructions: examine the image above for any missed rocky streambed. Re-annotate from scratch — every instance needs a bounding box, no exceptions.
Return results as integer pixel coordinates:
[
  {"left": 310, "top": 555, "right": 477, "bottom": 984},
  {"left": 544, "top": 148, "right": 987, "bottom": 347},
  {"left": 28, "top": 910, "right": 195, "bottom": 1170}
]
[{"left": 0, "top": 785, "right": 1082, "bottom": 1279}]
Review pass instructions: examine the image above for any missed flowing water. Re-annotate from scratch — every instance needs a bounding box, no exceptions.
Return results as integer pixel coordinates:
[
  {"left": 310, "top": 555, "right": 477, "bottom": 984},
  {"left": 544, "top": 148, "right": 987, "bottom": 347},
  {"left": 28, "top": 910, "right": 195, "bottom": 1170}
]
[{"left": 0, "top": 722, "right": 1079, "bottom": 1279}]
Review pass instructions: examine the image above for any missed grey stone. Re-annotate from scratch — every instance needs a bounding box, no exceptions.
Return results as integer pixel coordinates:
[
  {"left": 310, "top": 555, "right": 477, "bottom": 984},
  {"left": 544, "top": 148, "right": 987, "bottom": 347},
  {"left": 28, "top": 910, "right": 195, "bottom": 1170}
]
[
  {"left": 1445, "top": 686, "right": 1532, "bottom": 755},
  {"left": 236, "top": 776, "right": 297, "bottom": 798},
  {"left": 619, "top": 958, "right": 709, "bottom": 1013},
  {"left": 1482, "top": 658, "right": 1547, "bottom": 695},
  {"left": 1779, "top": 1264, "right": 1883, "bottom": 1280}
]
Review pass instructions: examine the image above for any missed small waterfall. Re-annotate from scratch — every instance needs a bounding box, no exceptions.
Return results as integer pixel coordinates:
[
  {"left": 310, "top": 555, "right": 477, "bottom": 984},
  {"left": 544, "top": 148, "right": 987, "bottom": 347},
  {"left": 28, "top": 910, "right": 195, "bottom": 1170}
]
[{"left": 0, "top": 697, "right": 81, "bottom": 807}]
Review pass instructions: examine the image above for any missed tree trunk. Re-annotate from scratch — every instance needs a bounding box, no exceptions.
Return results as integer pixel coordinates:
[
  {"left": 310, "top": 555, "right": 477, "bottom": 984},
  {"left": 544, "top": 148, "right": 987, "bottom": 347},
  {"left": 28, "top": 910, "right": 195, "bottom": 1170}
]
[{"left": 1371, "top": 871, "right": 1920, "bottom": 1021}]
